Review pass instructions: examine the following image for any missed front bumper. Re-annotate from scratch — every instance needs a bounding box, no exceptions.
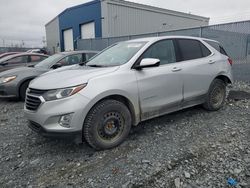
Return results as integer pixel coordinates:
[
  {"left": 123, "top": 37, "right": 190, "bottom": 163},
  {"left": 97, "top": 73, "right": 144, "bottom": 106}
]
[
  {"left": 24, "top": 93, "right": 91, "bottom": 141},
  {"left": 28, "top": 121, "right": 82, "bottom": 143},
  {"left": 0, "top": 82, "right": 18, "bottom": 98}
]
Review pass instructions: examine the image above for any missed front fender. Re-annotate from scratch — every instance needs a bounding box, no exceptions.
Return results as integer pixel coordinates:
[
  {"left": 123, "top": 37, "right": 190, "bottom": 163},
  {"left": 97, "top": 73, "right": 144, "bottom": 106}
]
[
  {"left": 79, "top": 89, "right": 140, "bottom": 126},
  {"left": 15, "top": 76, "right": 37, "bottom": 97}
]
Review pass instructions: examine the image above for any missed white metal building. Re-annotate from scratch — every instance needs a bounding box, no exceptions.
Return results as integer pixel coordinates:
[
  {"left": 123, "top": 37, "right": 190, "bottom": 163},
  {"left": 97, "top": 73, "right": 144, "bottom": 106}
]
[{"left": 45, "top": 0, "right": 209, "bottom": 53}]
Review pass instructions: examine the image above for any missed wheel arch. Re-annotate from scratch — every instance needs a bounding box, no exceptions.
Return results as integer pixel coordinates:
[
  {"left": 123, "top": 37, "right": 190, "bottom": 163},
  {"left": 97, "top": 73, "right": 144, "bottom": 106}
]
[
  {"left": 84, "top": 94, "right": 139, "bottom": 126},
  {"left": 214, "top": 74, "right": 232, "bottom": 85},
  {"left": 17, "top": 77, "right": 35, "bottom": 97}
]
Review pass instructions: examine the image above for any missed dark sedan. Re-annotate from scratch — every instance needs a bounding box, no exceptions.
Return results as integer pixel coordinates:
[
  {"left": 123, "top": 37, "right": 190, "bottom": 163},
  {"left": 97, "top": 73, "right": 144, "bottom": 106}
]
[
  {"left": 0, "top": 53, "right": 49, "bottom": 73},
  {"left": 0, "top": 50, "right": 97, "bottom": 100}
]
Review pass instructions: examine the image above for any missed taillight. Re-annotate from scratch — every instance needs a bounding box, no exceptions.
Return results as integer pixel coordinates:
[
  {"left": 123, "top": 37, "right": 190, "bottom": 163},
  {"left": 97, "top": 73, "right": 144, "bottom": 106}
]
[{"left": 228, "top": 58, "right": 233, "bottom": 66}]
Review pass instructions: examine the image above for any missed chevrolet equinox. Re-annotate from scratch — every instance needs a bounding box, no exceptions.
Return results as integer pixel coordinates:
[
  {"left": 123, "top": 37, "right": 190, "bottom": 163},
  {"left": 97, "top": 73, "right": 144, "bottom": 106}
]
[{"left": 24, "top": 36, "right": 233, "bottom": 150}]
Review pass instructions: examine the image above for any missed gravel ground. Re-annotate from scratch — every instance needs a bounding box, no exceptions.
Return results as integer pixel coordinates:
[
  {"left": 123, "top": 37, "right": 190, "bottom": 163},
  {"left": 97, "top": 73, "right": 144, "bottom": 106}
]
[{"left": 0, "top": 81, "right": 250, "bottom": 188}]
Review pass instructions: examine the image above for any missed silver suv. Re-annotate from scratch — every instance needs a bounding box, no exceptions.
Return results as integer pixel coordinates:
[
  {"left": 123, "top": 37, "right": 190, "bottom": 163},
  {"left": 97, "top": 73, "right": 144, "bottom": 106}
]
[{"left": 24, "top": 36, "right": 233, "bottom": 150}]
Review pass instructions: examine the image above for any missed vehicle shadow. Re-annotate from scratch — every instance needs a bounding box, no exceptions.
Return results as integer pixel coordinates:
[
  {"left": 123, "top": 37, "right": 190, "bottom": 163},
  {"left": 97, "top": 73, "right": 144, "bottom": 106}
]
[
  {"left": 0, "top": 97, "right": 21, "bottom": 103},
  {"left": 15, "top": 92, "right": 244, "bottom": 155},
  {"left": 25, "top": 105, "right": 208, "bottom": 153},
  {"left": 130, "top": 105, "right": 207, "bottom": 137}
]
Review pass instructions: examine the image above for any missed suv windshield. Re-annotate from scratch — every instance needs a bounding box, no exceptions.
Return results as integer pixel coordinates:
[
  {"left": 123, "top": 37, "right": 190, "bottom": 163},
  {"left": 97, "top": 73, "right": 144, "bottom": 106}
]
[
  {"left": 86, "top": 42, "right": 146, "bottom": 67},
  {"left": 35, "top": 54, "right": 64, "bottom": 68}
]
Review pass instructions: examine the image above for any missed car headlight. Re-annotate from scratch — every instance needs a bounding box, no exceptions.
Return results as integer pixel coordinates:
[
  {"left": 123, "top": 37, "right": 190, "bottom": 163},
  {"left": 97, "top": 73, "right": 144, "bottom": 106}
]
[
  {"left": 42, "top": 84, "right": 87, "bottom": 101},
  {"left": 0, "top": 76, "right": 17, "bottom": 84}
]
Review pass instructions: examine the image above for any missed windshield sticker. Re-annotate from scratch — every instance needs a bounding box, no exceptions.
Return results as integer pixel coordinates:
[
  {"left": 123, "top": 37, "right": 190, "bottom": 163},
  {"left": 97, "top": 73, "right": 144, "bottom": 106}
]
[{"left": 127, "top": 43, "right": 143, "bottom": 48}]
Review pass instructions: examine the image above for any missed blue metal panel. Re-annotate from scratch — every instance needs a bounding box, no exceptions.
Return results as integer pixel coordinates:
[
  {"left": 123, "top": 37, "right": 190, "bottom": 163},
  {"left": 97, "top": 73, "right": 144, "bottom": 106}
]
[{"left": 59, "top": 0, "right": 102, "bottom": 51}]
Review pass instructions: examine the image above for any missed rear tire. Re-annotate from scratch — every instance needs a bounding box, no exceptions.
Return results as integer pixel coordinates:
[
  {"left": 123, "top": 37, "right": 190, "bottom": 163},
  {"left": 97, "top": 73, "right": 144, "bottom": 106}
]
[
  {"left": 19, "top": 80, "right": 30, "bottom": 101},
  {"left": 83, "top": 99, "right": 132, "bottom": 150},
  {"left": 203, "top": 79, "right": 226, "bottom": 111}
]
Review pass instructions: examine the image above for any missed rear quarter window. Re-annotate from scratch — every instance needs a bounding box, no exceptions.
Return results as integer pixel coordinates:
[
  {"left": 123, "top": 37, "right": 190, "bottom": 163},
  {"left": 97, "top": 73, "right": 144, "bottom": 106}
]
[
  {"left": 205, "top": 40, "right": 228, "bottom": 56},
  {"left": 219, "top": 46, "right": 228, "bottom": 56},
  {"left": 205, "top": 40, "right": 220, "bottom": 51}
]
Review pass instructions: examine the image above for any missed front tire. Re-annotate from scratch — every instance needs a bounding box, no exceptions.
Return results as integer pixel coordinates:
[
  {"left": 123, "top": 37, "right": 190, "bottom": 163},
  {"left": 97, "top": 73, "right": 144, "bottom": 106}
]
[
  {"left": 19, "top": 80, "right": 30, "bottom": 101},
  {"left": 83, "top": 99, "right": 132, "bottom": 150},
  {"left": 203, "top": 79, "right": 226, "bottom": 111}
]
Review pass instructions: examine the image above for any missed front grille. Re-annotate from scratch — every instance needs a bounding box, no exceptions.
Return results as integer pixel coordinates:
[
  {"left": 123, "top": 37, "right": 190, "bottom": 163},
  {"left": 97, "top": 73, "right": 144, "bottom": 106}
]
[
  {"left": 26, "top": 95, "right": 41, "bottom": 111},
  {"left": 25, "top": 88, "right": 46, "bottom": 111},
  {"left": 28, "top": 88, "right": 47, "bottom": 95}
]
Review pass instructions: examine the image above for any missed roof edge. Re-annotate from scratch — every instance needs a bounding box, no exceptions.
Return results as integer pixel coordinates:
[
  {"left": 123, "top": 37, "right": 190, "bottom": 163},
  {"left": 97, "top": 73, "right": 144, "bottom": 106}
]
[
  {"left": 59, "top": 0, "right": 100, "bottom": 17},
  {"left": 45, "top": 16, "right": 58, "bottom": 27},
  {"left": 45, "top": 0, "right": 100, "bottom": 26},
  {"left": 103, "top": 0, "right": 209, "bottom": 21}
]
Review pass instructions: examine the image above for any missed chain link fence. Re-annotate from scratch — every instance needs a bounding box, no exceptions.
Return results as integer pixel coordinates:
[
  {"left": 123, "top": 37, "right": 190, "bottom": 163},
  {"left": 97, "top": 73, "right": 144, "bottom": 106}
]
[
  {"left": 77, "top": 20, "right": 250, "bottom": 64},
  {"left": 0, "top": 47, "right": 32, "bottom": 54}
]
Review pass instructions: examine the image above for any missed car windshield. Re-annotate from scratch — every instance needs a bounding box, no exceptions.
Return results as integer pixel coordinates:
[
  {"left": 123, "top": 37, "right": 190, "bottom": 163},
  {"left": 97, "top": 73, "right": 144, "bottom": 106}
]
[
  {"left": 35, "top": 54, "right": 64, "bottom": 68},
  {"left": 86, "top": 42, "right": 146, "bottom": 67}
]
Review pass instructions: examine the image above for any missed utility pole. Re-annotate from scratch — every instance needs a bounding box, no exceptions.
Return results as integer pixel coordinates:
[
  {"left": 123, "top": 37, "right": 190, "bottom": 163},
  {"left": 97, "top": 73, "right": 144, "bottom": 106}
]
[
  {"left": 42, "top": 37, "right": 46, "bottom": 48},
  {"left": 22, "top": 40, "right": 25, "bottom": 48},
  {"left": 2, "top": 39, "right": 5, "bottom": 47}
]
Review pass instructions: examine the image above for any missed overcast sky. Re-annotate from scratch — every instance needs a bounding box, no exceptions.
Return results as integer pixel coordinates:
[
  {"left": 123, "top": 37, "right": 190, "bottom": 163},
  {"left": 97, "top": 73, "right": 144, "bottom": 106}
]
[{"left": 0, "top": 0, "right": 250, "bottom": 47}]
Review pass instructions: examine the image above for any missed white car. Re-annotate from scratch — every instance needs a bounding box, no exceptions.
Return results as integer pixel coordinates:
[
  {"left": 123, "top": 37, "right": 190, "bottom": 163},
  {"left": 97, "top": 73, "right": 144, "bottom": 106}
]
[{"left": 27, "top": 49, "right": 47, "bottom": 54}]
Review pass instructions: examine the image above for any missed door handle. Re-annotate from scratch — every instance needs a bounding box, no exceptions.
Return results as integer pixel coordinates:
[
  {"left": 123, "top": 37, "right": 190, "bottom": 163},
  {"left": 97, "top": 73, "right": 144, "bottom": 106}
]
[
  {"left": 172, "top": 67, "right": 182, "bottom": 72},
  {"left": 208, "top": 60, "right": 216, "bottom": 64}
]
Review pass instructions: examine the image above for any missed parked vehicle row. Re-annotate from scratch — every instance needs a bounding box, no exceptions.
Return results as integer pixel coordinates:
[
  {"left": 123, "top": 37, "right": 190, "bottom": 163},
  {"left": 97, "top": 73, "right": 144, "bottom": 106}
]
[
  {"left": 19, "top": 36, "right": 233, "bottom": 150},
  {"left": 0, "top": 52, "right": 20, "bottom": 59},
  {"left": 0, "top": 53, "right": 49, "bottom": 73},
  {"left": 0, "top": 48, "right": 48, "bottom": 61},
  {"left": 26, "top": 48, "right": 48, "bottom": 55},
  {"left": 0, "top": 51, "right": 97, "bottom": 100}
]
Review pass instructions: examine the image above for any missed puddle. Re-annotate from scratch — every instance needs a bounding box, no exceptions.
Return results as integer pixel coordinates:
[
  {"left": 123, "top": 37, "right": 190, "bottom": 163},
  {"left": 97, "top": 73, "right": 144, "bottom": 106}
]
[{"left": 228, "top": 90, "right": 250, "bottom": 100}]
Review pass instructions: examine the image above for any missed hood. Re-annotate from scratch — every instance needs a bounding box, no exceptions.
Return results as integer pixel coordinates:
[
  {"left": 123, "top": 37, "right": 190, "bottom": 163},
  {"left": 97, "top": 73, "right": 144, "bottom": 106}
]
[
  {"left": 41, "top": 64, "right": 77, "bottom": 76},
  {"left": 29, "top": 65, "right": 119, "bottom": 90},
  {"left": 0, "top": 66, "right": 48, "bottom": 78}
]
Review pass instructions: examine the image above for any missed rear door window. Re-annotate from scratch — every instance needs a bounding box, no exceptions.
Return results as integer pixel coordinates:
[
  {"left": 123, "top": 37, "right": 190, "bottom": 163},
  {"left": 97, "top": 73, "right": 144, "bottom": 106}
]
[
  {"left": 142, "top": 40, "right": 176, "bottom": 65},
  {"left": 200, "top": 43, "right": 212, "bottom": 57},
  {"left": 29, "top": 55, "right": 46, "bottom": 63},
  {"left": 177, "top": 39, "right": 204, "bottom": 61}
]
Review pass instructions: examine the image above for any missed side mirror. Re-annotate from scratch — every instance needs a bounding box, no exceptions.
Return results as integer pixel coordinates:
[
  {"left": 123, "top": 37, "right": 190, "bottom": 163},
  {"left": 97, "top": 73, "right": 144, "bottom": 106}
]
[
  {"left": 135, "top": 58, "right": 160, "bottom": 70},
  {"left": 51, "top": 63, "right": 62, "bottom": 69}
]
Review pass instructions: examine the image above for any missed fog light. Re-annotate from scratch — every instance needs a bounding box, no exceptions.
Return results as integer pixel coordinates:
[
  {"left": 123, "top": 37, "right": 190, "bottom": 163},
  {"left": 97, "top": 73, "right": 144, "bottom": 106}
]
[{"left": 59, "top": 114, "right": 73, "bottom": 128}]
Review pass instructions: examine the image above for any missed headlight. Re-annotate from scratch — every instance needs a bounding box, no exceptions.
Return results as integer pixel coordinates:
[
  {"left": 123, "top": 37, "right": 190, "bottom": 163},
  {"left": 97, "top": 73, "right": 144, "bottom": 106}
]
[
  {"left": 0, "top": 76, "right": 17, "bottom": 84},
  {"left": 42, "top": 84, "right": 87, "bottom": 101}
]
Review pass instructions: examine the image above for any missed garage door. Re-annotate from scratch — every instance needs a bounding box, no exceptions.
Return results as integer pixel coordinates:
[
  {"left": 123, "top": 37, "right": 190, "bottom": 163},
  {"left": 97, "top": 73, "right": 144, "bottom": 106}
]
[
  {"left": 81, "top": 22, "right": 95, "bottom": 39},
  {"left": 63, "top": 29, "right": 74, "bottom": 51}
]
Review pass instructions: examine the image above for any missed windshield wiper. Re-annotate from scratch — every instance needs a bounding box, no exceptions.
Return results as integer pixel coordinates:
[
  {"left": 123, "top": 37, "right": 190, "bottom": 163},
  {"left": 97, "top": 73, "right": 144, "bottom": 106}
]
[
  {"left": 87, "top": 64, "right": 106, "bottom": 67},
  {"left": 79, "top": 61, "right": 88, "bottom": 66}
]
